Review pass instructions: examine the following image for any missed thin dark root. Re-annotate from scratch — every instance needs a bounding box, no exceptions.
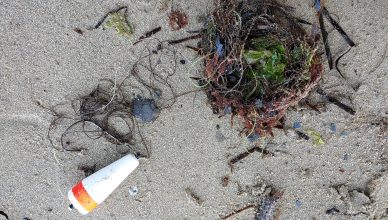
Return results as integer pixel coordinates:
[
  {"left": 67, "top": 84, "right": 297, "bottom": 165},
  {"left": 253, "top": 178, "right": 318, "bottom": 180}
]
[
  {"left": 335, "top": 47, "right": 352, "bottom": 79},
  {"left": 94, "top": 6, "right": 128, "bottom": 29},
  {"left": 220, "top": 204, "right": 256, "bottom": 220}
]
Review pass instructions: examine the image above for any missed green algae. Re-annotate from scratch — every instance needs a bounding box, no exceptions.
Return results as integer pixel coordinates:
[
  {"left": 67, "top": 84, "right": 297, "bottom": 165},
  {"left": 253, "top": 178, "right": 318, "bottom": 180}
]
[{"left": 104, "top": 12, "right": 133, "bottom": 39}]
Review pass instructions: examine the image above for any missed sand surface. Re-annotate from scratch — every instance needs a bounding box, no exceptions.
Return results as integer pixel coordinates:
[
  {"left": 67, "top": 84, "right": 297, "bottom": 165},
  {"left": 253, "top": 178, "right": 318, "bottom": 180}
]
[{"left": 0, "top": 0, "right": 387, "bottom": 219}]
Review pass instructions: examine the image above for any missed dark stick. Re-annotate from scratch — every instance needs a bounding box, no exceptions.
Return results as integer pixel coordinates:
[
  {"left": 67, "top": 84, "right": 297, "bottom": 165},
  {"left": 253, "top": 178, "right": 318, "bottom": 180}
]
[
  {"left": 167, "top": 34, "right": 202, "bottom": 45},
  {"left": 325, "top": 96, "right": 355, "bottom": 115},
  {"left": 295, "top": 130, "right": 310, "bottom": 140},
  {"left": 94, "top": 6, "right": 128, "bottom": 29},
  {"left": 318, "top": 12, "right": 333, "bottom": 69},
  {"left": 316, "top": 88, "right": 355, "bottom": 115},
  {"left": 0, "top": 211, "right": 9, "bottom": 220},
  {"left": 229, "top": 145, "right": 273, "bottom": 166},
  {"left": 133, "top": 27, "right": 162, "bottom": 45},
  {"left": 322, "top": 7, "right": 356, "bottom": 47},
  {"left": 156, "top": 34, "right": 202, "bottom": 51},
  {"left": 220, "top": 204, "right": 256, "bottom": 220},
  {"left": 296, "top": 18, "right": 312, "bottom": 25}
]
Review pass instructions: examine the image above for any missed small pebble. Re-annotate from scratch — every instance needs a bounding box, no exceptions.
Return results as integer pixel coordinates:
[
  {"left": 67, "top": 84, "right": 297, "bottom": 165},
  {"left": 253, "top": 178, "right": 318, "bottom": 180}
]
[
  {"left": 221, "top": 175, "right": 230, "bottom": 187},
  {"left": 340, "top": 131, "right": 348, "bottom": 138},
  {"left": 152, "top": 89, "right": 162, "bottom": 99},
  {"left": 295, "top": 199, "right": 302, "bottom": 208},
  {"left": 268, "top": 110, "right": 277, "bottom": 117},
  {"left": 180, "top": 59, "right": 186, "bottom": 64},
  {"left": 224, "top": 105, "right": 232, "bottom": 114},
  {"left": 255, "top": 99, "right": 263, "bottom": 108},
  {"left": 329, "top": 123, "right": 337, "bottom": 133},
  {"left": 293, "top": 121, "right": 302, "bottom": 129},
  {"left": 343, "top": 153, "right": 349, "bottom": 161},
  {"left": 247, "top": 133, "right": 260, "bottom": 142},
  {"left": 215, "top": 131, "right": 226, "bottom": 142},
  {"left": 132, "top": 96, "right": 159, "bottom": 123},
  {"left": 128, "top": 186, "right": 139, "bottom": 196}
]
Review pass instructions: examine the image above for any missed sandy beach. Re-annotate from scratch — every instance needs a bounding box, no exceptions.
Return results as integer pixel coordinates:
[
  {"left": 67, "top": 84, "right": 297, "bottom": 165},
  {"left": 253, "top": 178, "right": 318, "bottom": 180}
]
[{"left": 1, "top": 0, "right": 387, "bottom": 219}]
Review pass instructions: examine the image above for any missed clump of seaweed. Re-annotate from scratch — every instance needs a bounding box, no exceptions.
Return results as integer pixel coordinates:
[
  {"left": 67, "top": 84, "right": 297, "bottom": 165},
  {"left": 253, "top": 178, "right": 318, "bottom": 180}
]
[{"left": 198, "top": 0, "right": 323, "bottom": 137}]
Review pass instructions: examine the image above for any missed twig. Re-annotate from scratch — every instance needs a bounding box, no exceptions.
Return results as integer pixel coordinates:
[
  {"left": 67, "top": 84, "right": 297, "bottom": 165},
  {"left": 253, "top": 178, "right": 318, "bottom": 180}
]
[
  {"left": 167, "top": 34, "right": 202, "bottom": 45},
  {"left": 318, "top": 12, "right": 333, "bottom": 69},
  {"left": 295, "top": 130, "right": 310, "bottom": 140},
  {"left": 322, "top": 7, "right": 355, "bottom": 47},
  {"left": 133, "top": 27, "right": 162, "bottom": 45},
  {"left": 220, "top": 204, "right": 256, "bottom": 220},
  {"left": 229, "top": 145, "right": 273, "bottom": 168},
  {"left": 316, "top": 87, "right": 355, "bottom": 115}
]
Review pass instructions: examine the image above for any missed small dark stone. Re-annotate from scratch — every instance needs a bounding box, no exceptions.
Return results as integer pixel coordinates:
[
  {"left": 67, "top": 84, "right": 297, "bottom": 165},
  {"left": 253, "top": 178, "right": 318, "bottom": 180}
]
[
  {"left": 216, "top": 124, "right": 220, "bottom": 130},
  {"left": 73, "top": 28, "right": 83, "bottom": 35},
  {"left": 255, "top": 99, "right": 263, "bottom": 108},
  {"left": 326, "top": 207, "right": 340, "bottom": 214},
  {"left": 224, "top": 105, "right": 232, "bottom": 114},
  {"left": 180, "top": 59, "right": 186, "bottom": 64},
  {"left": 132, "top": 96, "right": 159, "bottom": 123},
  {"left": 268, "top": 110, "right": 278, "bottom": 117},
  {"left": 247, "top": 133, "right": 260, "bottom": 142},
  {"left": 293, "top": 121, "right": 302, "bottom": 129},
  {"left": 221, "top": 175, "right": 229, "bottom": 187},
  {"left": 295, "top": 200, "right": 302, "bottom": 208},
  {"left": 329, "top": 123, "right": 337, "bottom": 133}
]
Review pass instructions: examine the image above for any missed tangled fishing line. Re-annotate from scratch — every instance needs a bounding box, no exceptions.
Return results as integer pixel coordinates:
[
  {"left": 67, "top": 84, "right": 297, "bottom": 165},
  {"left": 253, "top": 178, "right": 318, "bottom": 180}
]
[{"left": 46, "top": 38, "right": 185, "bottom": 158}]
